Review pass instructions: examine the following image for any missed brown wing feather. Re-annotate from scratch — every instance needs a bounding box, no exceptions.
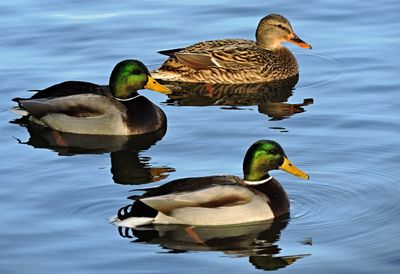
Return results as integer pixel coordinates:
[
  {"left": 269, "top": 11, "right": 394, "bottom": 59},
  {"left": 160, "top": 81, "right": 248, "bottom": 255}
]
[
  {"left": 175, "top": 53, "right": 217, "bottom": 70},
  {"left": 158, "top": 48, "right": 185, "bottom": 57}
]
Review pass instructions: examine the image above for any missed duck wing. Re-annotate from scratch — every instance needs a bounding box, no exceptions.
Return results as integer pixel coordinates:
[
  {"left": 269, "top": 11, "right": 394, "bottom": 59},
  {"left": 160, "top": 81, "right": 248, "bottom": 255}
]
[
  {"left": 134, "top": 175, "right": 246, "bottom": 212},
  {"left": 12, "top": 81, "right": 109, "bottom": 109},
  {"left": 138, "top": 175, "right": 242, "bottom": 197},
  {"left": 17, "top": 94, "right": 129, "bottom": 135},
  {"left": 141, "top": 184, "right": 255, "bottom": 213},
  {"left": 137, "top": 176, "right": 265, "bottom": 216},
  {"left": 142, "top": 181, "right": 273, "bottom": 225},
  {"left": 173, "top": 40, "right": 266, "bottom": 70},
  {"left": 174, "top": 53, "right": 218, "bottom": 70},
  {"left": 29, "top": 81, "right": 108, "bottom": 99},
  {"left": 18, "top": 93, "right": 114, "bottom": 118}
]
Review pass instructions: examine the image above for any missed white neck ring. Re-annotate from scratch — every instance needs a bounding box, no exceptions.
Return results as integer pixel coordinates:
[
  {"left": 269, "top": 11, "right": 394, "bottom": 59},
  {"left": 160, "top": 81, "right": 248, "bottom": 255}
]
[
  {"left": 116, "top": 94, "right": 141, "bottom": 102},
  {"left": 243, "top": 176, "right": 273, "bottom": 185}
]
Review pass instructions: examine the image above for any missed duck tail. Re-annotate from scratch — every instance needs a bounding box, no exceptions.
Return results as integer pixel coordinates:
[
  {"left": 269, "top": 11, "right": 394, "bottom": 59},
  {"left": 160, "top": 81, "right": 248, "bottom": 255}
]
[
  {"left": 10, "top": 97, "right": 30, "bottom": 116},
  {"left": 110, "top": 201, "right": 158, "bottom": 228},
  {"left": 9, "top": 107, "right": 29, "bottom": 116},
  {"left": 110, "top": 216, "right": 154, "bottom": 228},
  {"left": 158, "top": 47, "right": 184, "bottom": 57},
  {"left": 110, "top": 205, "right": 154, "bottom": 228}
]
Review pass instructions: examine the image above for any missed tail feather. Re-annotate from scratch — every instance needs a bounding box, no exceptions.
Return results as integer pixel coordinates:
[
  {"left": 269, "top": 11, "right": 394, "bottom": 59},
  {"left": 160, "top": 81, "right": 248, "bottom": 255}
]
[
  {"left": 18, "top": 100, "right": 54, "bottom": 118},
  {"left": 158, "top": 48, "right": 184, "bottom": 57},
  {"left": 9, "top": 107, "right": 29, "bottom": 116},
  {"left": 109, "top": 215, "right": 154, "bottom": 228}
]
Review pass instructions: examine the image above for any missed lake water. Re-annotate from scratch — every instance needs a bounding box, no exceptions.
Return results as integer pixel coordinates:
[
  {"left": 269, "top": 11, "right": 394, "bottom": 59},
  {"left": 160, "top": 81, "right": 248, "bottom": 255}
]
[{"left": 1, "top": 0, "right": 399, "bottom": 273}]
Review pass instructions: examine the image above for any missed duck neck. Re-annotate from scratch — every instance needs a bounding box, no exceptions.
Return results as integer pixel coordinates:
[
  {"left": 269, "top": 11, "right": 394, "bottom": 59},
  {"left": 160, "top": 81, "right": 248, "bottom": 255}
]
[
  {"left": 243, "top": 159, "right": 272, "bottom": 182},
  {"left": 115, "top": 93, "right": 141, "bottom": 102},
  {"left": 243, "top": 147, "right": 275, "bottom": 182},
  {"left": 256, "top": 38, "right": 282, "bottom": 50},
  {"left": 255, "top": 28, "right": 282, "bottom": 50},
  {"left": 243, "top": 175, "right": 273, "bottom": 186},
  {"left": 244, "top": 172, "right": 272, "bottom": 182},
  {"left": 110, "top": 83, "right": 140, "bottom": 101}
]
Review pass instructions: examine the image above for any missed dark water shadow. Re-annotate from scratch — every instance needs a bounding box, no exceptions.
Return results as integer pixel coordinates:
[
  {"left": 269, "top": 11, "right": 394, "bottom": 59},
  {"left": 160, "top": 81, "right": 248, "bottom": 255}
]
[
  {"left": 161, "top": 75, "right": 313, "bottom": 121},
  {"left": 117, "top": 216, "right": 310, "bottom": 271},
  {"left": 10, "top": 119, "right": 175, "bottom": 184},
  {"left": 110, "top": 150, "right": 174, "bottom": 185}
]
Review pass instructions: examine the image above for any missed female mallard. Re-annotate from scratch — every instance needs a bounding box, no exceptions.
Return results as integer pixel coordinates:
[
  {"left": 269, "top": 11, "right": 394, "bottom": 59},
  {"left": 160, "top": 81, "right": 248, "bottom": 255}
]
[
  {"left": 152, "top": 14, "right": 311, "bottom": 84},
  {"left": 112, "top": 140, "right": 309, "bottom": 227},
  {"left": 12, "top": 60, "right": 170, "bottom": 135}
]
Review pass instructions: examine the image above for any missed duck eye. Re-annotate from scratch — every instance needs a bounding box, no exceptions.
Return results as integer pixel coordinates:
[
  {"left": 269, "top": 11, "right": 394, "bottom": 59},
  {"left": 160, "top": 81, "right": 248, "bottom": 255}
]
[
  {"left": 269, "top": 149, "right": 278, "bottom": 155},
  {"left": 277, "top": 24, "right": 285, "bottom": 30},
  {"left": 132, "top": 69, "right": 142, "bottom": 75}
]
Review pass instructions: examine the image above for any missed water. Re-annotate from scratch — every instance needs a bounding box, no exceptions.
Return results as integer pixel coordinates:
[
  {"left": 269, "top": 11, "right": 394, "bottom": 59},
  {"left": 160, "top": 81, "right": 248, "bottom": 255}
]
[{"left": 1, "top": 0, "right": 399, "bottom": 273}]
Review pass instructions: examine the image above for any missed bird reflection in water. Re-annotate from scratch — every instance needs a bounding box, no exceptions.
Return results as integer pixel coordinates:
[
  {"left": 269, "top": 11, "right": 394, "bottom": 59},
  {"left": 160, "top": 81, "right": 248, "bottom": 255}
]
[
  {"left": 162, "top": 75, "right": 313, "bottom": 121},
  {"left": 11, "top": 120, "right": 174, "bottom": 184},
  {"left": 117, "top": 216, "right": 310, "bottom": 271},
  {"left": 111, "top": 151, "right": 174, "bottom": 184}
]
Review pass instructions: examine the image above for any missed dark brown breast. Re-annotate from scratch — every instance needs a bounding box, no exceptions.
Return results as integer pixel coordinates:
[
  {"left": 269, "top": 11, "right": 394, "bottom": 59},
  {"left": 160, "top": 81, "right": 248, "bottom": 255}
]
[{"left": 250, "top": 178, "right": 290, "bottom": 217}]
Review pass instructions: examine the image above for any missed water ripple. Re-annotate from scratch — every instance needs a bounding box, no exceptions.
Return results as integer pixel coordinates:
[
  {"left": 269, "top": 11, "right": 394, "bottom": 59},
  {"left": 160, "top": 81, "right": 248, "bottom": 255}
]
[
  {"left": 289, "top": 163, "right": 400, "bottom": 249},
  {"left": 296, "top": 51, "right": 345, "bottom": 89}
]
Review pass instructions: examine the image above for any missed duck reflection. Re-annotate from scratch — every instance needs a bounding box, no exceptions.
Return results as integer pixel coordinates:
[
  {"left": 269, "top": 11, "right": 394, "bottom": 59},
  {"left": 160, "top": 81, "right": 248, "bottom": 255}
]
[
  {"left": 117, "top": 217, "right": 309, "bottom": 271},
  {"left": 162, "top": 76, "right": 313, "bottom": 120},
  {"left": 11, "top": 119, "right": 174, "bottom": 184},
  {"left": 111, "top": 151, "right": 174, "bottom": 184}
]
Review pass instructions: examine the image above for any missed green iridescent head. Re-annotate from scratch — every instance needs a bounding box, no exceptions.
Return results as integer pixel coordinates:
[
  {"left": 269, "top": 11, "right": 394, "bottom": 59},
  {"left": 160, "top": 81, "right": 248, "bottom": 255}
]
[
  {"left": 243, "top": 140, "right": 309, "bottom": 181},
  {"left": 109, "top": 60, "right": 170, "bottom": 99}
]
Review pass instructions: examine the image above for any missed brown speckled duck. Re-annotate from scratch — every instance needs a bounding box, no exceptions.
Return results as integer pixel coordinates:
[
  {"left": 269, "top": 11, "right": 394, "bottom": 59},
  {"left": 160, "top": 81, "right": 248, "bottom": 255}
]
[{"left": 152, "top": 14, "right": 311, "bottom": 84}]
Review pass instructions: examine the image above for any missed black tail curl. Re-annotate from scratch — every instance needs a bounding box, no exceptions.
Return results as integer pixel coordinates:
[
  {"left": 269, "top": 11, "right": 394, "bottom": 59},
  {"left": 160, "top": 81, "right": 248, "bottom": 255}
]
[{"left": 117, "top": 204, "right": 135, "bottom": 221}]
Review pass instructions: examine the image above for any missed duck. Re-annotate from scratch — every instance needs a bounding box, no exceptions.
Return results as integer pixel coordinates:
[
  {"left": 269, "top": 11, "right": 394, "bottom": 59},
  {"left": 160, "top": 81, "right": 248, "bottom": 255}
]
[
  {"left": 151, "top": 13, "right": 311, "bottom": 84},
  {"left": 11, "top": 60, "right": 171, "bottom": 136},
  {"left": 111, "top": 140, "right": 309, "bottom": 227}
]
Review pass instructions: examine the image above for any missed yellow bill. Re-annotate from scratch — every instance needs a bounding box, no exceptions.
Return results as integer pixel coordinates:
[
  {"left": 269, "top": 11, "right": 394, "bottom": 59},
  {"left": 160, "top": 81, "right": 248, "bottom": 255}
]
[
  {"left": 145, "top": 76, "right": 171, "bottom": 94},
  {"left": 279, "top": 157, "right": 309, "bottom": 180}
]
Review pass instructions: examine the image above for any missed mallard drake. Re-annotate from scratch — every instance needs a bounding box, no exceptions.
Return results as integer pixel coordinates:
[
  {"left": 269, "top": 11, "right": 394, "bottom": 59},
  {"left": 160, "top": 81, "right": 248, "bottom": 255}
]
[
  {"left": 11, "top": 60, "right": 170, "bottom": 135},
  {"left": 112, "top": 140, "right": 309, "bottom": 227},
  {"left": 152, "top": 14, "right": 311, "bottom": 84}
]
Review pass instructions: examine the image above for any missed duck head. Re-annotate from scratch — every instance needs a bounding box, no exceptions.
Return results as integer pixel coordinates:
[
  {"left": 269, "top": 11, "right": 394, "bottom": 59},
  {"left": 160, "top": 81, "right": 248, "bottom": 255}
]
[
  {"left": 243, "top": 140, "right": 309, "bottom": 181},
  {"left": 256, "top": 14, "right": 312, "bottom": 50},
  {"left": 109, "top": 60, "right": 170, "bottom": 100}
]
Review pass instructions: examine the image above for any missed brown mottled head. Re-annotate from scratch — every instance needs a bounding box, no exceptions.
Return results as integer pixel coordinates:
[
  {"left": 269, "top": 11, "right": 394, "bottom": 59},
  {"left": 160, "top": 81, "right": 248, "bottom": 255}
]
[{"left": 256, "top": 14, "right": 312, "bottom": 50}]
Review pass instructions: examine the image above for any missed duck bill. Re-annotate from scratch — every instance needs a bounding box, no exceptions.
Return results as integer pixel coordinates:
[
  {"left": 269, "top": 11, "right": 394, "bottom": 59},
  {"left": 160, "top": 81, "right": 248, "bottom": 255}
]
[
  {"left": 145, "top": 76, "right": 171, "bottom": 94},
  {"left": 279, "top": 157, "right": 309, "bottom": 179},
  {"left": 287, "top": 33, "right": 312, "bottom": 49}
]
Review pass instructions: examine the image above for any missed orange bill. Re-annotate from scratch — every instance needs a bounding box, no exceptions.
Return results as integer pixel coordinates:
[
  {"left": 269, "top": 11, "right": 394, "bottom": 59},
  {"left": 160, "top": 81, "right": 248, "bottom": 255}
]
[{"left": 287, "top": 33, "right": 312, "bottom": 49}]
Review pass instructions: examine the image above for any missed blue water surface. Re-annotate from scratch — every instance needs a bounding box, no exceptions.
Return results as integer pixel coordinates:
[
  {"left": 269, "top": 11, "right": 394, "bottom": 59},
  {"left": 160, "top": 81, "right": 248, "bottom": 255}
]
[{"left": 1, "top": 0, "right": 400, "bottom": 273}]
